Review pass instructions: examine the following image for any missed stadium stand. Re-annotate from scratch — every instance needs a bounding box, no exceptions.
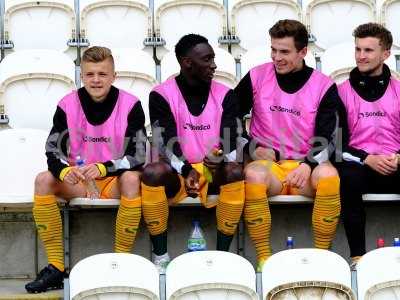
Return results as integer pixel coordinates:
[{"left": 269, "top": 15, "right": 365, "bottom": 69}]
[
  {"left": 305, "top": 0, "right": 376, "bottom": 51},
  {"left": 80, "top": 0, "right": 152, "bottom": 51},
  {"left": 166, "top": 251, "right": 258, "bottom": 300},
  {"left": 0, "top": 49, "right": 76, "bottom": 130},
  {"left": 0, "top": 128, "right": 48, "bottom": 209},
  {"left": 357, "top": 247, "right": 400, "bottom": 300},
  {"left": 69, "top": 253, "right": 159, "bottom": 300},
  {"left": 262, "top": 249, "right": 356, "bottom": 299},
  {"left": 4, "top": 0, "right": 75, "bottom": 56},
  {"left": 380, "top": 0, "right": 400, "bottom": 49},
  {"left": 1, "top": 1, "right": 400, "bottom": 299},
  {"left": 154, "top": 0, "right": 227, "bottom": 58},
  {"left": 229, "top": 0, "right": 302, "bottom": 58}
]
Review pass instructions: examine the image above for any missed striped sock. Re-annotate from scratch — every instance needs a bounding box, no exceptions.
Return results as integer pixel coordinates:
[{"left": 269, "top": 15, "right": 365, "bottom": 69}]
[
  {"left": 313, "top": 176, "right": 341, "bottom": 249},
  {"left": 244, "top": 183, "right": 272, "bottom": 264},
  {"left": 114, "top": 196, "right": 141, "bottom": 253},
  {"left": 141, "top": 183, "right": 169, "bottom": 254},
  {"left": 33, "top": 195, "right": 64, "bottom": 272},
  {"left": 216, "top": 181, "right": 245, "bottom": 251}
]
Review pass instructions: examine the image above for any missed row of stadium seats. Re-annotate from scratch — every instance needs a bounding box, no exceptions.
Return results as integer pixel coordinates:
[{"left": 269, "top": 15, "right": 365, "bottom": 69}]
[
  {"left": 0, "top": 48, "right": 398, "bottom": 133},
  {"left": 1, "top": 0, "right": 399, "bottom": 59},
  {"left": 67, "top": 247, "right": 400, "bottom": 300}
]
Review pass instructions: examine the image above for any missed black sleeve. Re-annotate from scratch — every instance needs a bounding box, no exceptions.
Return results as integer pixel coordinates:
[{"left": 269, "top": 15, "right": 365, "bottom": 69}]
[
  {"left": 46, "top": 106, "right": 70, "bottom": 179},
  {"left": 149, "top": 91, "right": 193, "bottom": 176},
  {"left": 234, "top": 72, "right": 254, "bottom": 120},
  {"left": 102, "top": 101, "right": 147, "bottom": 176},
  {"left": 220, "top": 90, "right": 240, "bottom": 154},
  {"left": 304, "top": 84, "right": 340, "bottom": 168},
  {"left": 337, "top": 96, "right": 369, "bottom": 163}
]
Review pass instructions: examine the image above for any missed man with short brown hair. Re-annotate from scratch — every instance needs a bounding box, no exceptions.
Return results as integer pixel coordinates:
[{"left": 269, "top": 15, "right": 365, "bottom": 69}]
[
  {"left": 337, "top": 23, "right": 400, "bottom": 267},
  {"left": 235, "top": 19, "right": 342, "bottom": 271}
]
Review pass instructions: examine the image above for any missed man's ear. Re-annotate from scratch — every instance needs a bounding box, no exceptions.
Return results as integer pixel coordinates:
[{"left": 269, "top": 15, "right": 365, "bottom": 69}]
[{"left": 180, "top": 56, "right": 192, "bottom": 69}]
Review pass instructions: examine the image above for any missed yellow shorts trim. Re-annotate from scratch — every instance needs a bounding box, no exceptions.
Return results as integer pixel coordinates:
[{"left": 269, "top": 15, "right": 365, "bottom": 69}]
[
  {"left": 257, "top": 160, "right": 301, "bottom": 195},
  {"left": 95, "top": 176, "right": 118, "bottom": 199}
]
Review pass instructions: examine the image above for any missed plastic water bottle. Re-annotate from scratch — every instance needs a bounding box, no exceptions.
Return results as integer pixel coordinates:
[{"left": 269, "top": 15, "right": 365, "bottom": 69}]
[
  {"left": 393, "top": 237, "right": 400, "bottom": 247},
  {"left": 187, "top": 220, "right": 207, "bottom": 252},
  {"left": 377, "top": 238, "right": 385, "bottom": 248},
  {"left": 75, "top": 155, "right": 100, "bottom": 199},
  {"left": 286, "top": 236, "right": 294, "bottom": 249}
]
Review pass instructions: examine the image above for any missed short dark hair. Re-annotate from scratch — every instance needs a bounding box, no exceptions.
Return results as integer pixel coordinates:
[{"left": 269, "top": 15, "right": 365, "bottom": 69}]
[
  {"left": 175, "top": 34, "right": 209, "bottom": 60},
  {"left": 353, "top": 23, "right": 393, "bottom": 50},
  {"left": 269, "top": 19, "right": 308, "bottom": 51}
]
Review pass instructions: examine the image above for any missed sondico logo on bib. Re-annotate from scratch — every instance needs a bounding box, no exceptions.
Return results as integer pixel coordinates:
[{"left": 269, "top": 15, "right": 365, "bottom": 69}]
[
  {"left": 269, "top": 105, "right": 301, "bottom": 116},
  {"left": 183, "top": 123, "right": 211, "bottom": 130},
  {"left": 358, "top": 111, "right": 386, "bottom": 118},
  {"left": 83, "top": 136, "right": 111, "bottom": 143}
]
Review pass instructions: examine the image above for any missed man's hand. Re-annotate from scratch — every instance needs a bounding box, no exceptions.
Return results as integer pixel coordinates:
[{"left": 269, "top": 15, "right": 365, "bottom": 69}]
[
  {"left": 284, "top": 163, "right": 311, "bottom": 189},
  {"left": 184, "top": 168, "right": 200, "bottom": 197},
  {"left": 80, "top": 164, "right": 101, "bottom": 180},
  {"left": 254, "top": 146, "right": 276, "bottom": 161},
  {"left": 203, "top": 153, "right": 223, "bottom": 171},
  {"left": 365, "top": 154, "right": 398, "bottom": 175},
  {"left": 64, "top": 167, "right": 85, "bottom": 185}
]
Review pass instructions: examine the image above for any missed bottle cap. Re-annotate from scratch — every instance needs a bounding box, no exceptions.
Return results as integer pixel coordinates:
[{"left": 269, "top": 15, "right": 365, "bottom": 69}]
[{"left": 377, "top": 238, "right": 385, "bottom": 248}]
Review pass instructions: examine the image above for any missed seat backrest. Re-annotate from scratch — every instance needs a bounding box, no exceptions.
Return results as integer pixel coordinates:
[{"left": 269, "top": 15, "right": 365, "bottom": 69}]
[
  {"left": 155, "top": 0, "right": 227, "bottom": 51},
  {"left": 381, "top": 0, "right": 400, "bottom": 48},
  {"left": 80, "top": 0, "right": 151, "bottom": 50},
  {"left": 166, "top": 251, "right": 258, "bottom": 300},
  {"left": 70, "top": 253, "right": 159, "bottom": 300},
  {"left": 262, "top": 249, "right": 355, "bottom": 300},
  {"left": 320, "top": 42, "right": 355, "bottom": 83},
  {"left": 161, "top": 48, "right": 236, "bottom": 87},
  {"left": 0, "top": 128, "right": 48, "bottom": 207},
  {"left": 357, "top": 247, "right": 400, "bottom": 300},
  {"left": 5, "top": 0, "right": 75, "bottom": 53},
  {"left": 230, "top": 0, "right": 302, "bottom": 56},
  {"left": 112, "top": 48, "right": 157, "bottom": 129},
  {"left": 0, "top": 49, "right": 76, "bottom": 131},
  {"left": 306, "top": 0, "right": 376, "bottom": 50}
]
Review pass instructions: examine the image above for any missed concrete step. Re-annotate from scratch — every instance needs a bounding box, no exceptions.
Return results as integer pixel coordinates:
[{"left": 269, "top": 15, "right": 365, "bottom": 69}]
[{"left": 0, "top": 279, "right": 63, "bottom": 300}]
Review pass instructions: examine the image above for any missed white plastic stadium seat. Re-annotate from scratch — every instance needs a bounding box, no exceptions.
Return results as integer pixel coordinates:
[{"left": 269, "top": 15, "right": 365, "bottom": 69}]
[
  {"left": 320, "top": 42, "right": 355, "bottom": 83},
  {"left": 4, "top": 0, "right": 75, "bottom": 54},
  {"left": 240, "top": 45, "right": 317, "bottom": 77},
  {"left": 154, "top": 0, "right": 227, "bottom": 51},
  {"left": 166, "top": 251, "right": 258, "bottom": 300},
  {"left": 262, "top": 249, "right": 356, "bottom": 300},
  {"left": 0, "top": 128, "right": 48, "bottom": 208},
  {"left": 0, "top": 49, "right": 76, "bottom": 130},
  {"left": 112, "top": 48, "right": 157, "bottom": 129},
  {"left": 305, "top": 0, "right": 376, "bottom": 50},
  {"left": 80, "top": 0, "right": 152, "bottom": 50},
  {"left": 357, "top": 247, "right": 400, "bottom": 300},
  {"left": 381, "top": 0, "right": 400, "bottom": 49},
  {"left": 161, "top": 48, "right": 237, "bottom": 87},
  {"left": 70, "top": 253, "right": 159, "bottom": 300},
  {"left": 229, "top": 0, "right": 302, "bottom": 57}
]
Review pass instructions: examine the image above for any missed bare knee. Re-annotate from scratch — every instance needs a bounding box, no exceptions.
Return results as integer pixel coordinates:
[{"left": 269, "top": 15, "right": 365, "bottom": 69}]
[
  {"left": 223, "top": 162, "right": 243, "bottom": 183},
  {"left": 34, "top": 171, "right": 57, "bottom": 195},
  {"left": 142, "top": 162, "right": 172, "bottom": 186},
  {"left": 244, "top": 162, "right": 270, "bottom": 184},
  {"left": 311, "top": 162, "right": 338, "bottom": 187},
  {"left": 119, "top": 171, "right": 141, "bottom": 198},
  {"left": 119, "top": 171, "right": 141, "bottom": 189}
]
